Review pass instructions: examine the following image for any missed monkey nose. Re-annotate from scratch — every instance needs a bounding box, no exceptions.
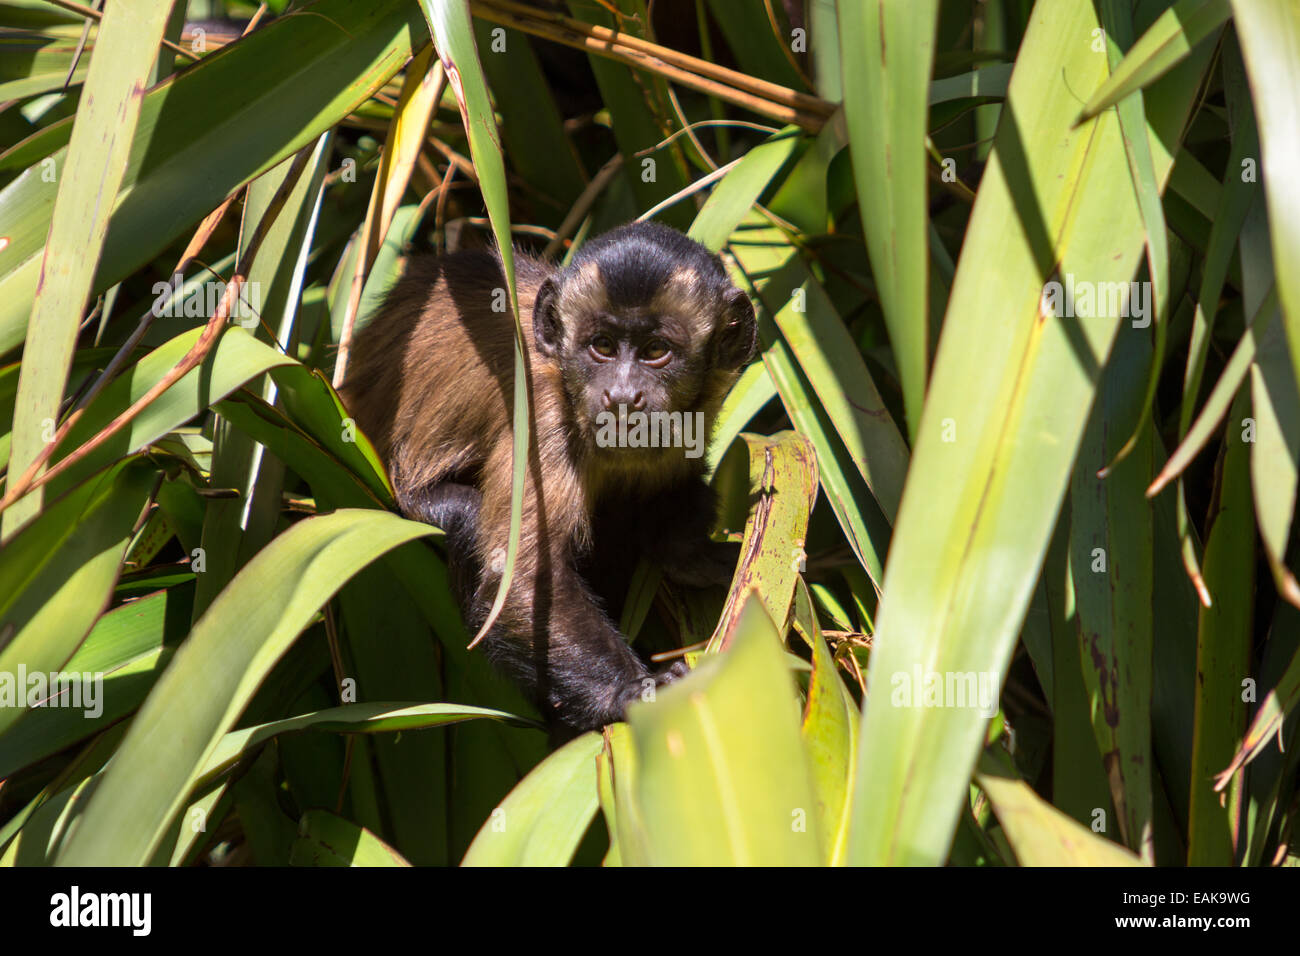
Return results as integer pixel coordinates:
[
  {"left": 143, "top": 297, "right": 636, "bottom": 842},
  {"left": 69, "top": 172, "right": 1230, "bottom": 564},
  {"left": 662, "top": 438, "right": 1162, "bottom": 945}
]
[{"left": 603, "top": 389, "right": 645, "bottom": 411}]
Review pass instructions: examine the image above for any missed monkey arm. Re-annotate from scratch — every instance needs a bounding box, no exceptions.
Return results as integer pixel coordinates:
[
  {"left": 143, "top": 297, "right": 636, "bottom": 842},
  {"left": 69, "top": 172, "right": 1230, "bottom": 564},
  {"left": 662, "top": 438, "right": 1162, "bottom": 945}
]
[
  {"left": 468, "top": 444, "right": 685, "bottom": 732},
  {"left": 476, "top": 541, "right": 687, "bottom": 732}
]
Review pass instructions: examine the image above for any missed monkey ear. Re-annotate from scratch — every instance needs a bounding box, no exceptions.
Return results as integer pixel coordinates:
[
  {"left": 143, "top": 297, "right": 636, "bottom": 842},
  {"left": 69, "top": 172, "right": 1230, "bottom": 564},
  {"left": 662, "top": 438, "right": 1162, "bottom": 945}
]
[
  {"left": 715, "top": 288, "right": 758, "bottom": 370},
  {"left": 533, "top": 278, "right": 563, "bottom": 357}
]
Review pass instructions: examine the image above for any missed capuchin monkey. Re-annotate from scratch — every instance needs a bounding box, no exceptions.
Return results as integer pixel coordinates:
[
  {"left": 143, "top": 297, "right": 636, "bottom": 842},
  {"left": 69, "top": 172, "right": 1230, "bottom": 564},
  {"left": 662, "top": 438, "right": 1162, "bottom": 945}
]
[{"left": 339, "top": 222, "right": 756, "bottom": 734}]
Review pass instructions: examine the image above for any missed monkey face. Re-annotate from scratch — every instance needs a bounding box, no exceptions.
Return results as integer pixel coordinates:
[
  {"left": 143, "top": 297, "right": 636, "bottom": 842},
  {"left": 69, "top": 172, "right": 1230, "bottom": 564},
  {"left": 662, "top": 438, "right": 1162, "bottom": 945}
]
[
  {"left": 573, "top": 311, "right": 693, "bottom": 424},
  {"left": 533, "top": 223, "right": 758, "bottom": 456},
  {"left": 536, "top": 293, "right": 704, "bottom": 445}
]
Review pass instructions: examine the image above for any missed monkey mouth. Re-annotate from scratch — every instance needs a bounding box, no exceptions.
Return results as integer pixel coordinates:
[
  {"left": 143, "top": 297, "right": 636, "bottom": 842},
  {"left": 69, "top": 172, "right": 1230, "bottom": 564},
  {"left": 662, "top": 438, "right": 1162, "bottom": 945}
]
[{"left": 588, "top": 406, "right": 708, "bottom": 461}]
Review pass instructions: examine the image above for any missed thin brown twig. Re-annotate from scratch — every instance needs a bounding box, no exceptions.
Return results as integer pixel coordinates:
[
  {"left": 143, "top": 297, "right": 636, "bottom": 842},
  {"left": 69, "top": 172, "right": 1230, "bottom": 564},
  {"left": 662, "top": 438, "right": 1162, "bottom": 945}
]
[
  {"left": 635, "top": 119, "right": 781, "bottom": 158},
  {"left": 244, "top": 3, "right": 271, "bottom": 33},
  {"left": 433, "top": 160, "right": 457, "bottom": 252},
  {"left": 61, "top": 0, "right": 98, "bottom": 90},
  {"left": 415, "top": 161, "right": 446, "bottom": 211},
  {"left": 483, "top": 0, "right": 830, "bottom": 117},
  {"left": 470, "top": 0, "right": 831, "bottom": 130},
  {"left": 464, "top": 219, "right": 557, "bottom": 242},
  {"left": 663, "top": 82, "right": 719, "bottom": 175},
  {"left": 8, "top": 11, "right": 276, "bottom": 496},
  {"left": 426, "top": 134, "right": 478, "bottom": 181},
  {"left": 543, "top": 153, "right": 623, "bottom": 258},
  {"left": 0, "top": 146, "right": 315, "bottom": 515},
  {"left": 412, "top": 149, "right": 441, "bottom": 197},
  {"left": 0, "top": 191, "right": 240, "bottom": 489},
  {"left": 43, "top": 0, "right": 200, "bottom": 62},
  {"left": 636, "top": 157, "right": 740, "bottom": 222}
]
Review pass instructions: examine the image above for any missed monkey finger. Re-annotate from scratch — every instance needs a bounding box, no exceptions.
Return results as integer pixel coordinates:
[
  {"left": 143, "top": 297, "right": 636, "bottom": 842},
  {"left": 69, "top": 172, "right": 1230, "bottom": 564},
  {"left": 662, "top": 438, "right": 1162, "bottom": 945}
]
[{"left": 655, "top": 660, "right": 691, "bottom": 684}]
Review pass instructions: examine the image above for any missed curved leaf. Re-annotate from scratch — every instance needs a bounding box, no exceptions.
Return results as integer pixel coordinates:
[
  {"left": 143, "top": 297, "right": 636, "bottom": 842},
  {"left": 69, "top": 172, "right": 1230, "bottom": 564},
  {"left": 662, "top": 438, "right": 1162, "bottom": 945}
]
[
  {"left": 462, "top": 731, "right": 602, "bottom": 867},
  {"left": 626, "top": 596, "right": 822, "bottom": 865},
  {"left": 1079, "top": 0, "right": 1231, "bottom": 120},
  {"left": 3, "top": 1, "right": 175, "bottom": 533},
  {"left": 57, "top": 509, "right": 437, "bottom": 866},
  {"left": 849, "top": 0, "right": 1208, "bottom": 866},
  {"left": 291, "top": 810, "right": 411, "bottom": 867}
]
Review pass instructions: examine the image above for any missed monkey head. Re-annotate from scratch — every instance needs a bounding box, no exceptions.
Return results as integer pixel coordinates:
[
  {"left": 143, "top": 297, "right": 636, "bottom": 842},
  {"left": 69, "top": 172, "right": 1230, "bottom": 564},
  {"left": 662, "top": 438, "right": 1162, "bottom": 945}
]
[{"left": 532, "top": 222, "right": 757, "bottom": 461}]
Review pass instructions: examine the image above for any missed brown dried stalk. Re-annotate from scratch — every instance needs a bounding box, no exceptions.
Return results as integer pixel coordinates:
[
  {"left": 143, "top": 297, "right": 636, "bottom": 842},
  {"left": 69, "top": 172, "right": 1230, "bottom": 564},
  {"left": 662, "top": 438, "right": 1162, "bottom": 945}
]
[
  {"left": 0, "top": 146, "right": 315, "bottom": 516},
  {"left": 470, "top": 0, "right": 833, "bottom": 131}
]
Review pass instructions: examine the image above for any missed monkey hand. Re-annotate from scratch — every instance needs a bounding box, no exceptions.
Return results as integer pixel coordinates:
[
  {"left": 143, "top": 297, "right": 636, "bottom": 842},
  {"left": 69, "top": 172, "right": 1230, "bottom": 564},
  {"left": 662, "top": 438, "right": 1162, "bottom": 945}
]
[{"left": 614, "top": 659, "right": 691, "bottom": 717}]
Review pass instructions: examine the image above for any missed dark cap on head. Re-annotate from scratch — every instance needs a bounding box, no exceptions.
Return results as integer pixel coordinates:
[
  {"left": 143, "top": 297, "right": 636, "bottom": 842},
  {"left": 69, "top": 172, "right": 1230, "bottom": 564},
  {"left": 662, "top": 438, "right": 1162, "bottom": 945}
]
[{"left": 565, "top": 221, "right": 731, "bottom": 309}]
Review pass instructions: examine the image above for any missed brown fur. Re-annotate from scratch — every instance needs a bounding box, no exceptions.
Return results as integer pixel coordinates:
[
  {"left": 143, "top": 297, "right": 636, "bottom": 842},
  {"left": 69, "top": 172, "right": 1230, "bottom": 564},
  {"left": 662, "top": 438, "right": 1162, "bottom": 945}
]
[{"left": 338, "top": 231, "right": 751, "bottom": 731}]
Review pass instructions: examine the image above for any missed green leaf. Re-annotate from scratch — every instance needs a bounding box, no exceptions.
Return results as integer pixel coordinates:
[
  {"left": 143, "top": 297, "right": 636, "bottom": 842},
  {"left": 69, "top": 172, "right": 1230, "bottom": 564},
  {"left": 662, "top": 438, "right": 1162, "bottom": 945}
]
[
  {"left": 707, "top": 360, "right": 776, "bottom": 476},
  {"left": 40, "top": 326, "right": 296, "bottom": 506},
  {"left": 1079, "top": 0, "right": 1231, "bottom": 120},
  {"left": 759, "top": 256, "right": 909, "bottom": 522},
  {"left": 728, "top": 217, "right": 894, "bottom": 589},
  {"left": 1045, "top": 515, "right": 1116, "bottom": 829},
  {"left": 197, "top": 702, "right": 531, "bottom": 788},
  {"left": 56, "top": 509, "right": 438, "bottom": 866},
  {"left": 0, "top": 459, "right": 155, "bottom": 738},
  {"left": 928, "top": 64, "right": 1014, "bottom": 105},
  {"left": 709, "top": 432, "right": 818, "bottom": 652},
  {"left": 704, "top": 0, "right": 808, "bottom": 92},
  {"left": 0, "top": 586, "right": 183, "bottom": 779},
  {"left": 0, "top": 0, "right": 426, "bottom": 357},
  {"left": 472, "top": 21, "right": 585, "bottom": 226},
  {"left": 1170, "top": 37, "right": 1260, "bottom": 601},
  {"left": 1249, "top": 290, "right": 1300, "bottom": 605},
  {"left": 624, "top": 596, "right": 822, "bottom": 865},
  {"left": 1069, "top": 320, "right": 1155, "bottom": 860},
  {"left": 976, "top": 754, "right": 1144, "bottom": 866},
  {"left": 689, "top": 128, "right": 802, "bottom": 254},
  {"left": 836, "top": 0, "right": 939, "bottom": 440},
  {"left": 420, "top": 0, "right": 528, "bottom": 650},
  {"left": 848, "top": 0, "right": 1207, "bottom": 865},
  {"left": 0, "top": 31, "right": 89, "bottom": 101},
  {"left": 215, "top": 386, "right": 389, "bottom": 513},
  {"left": 1150, "top": 287, "right": 1276, "bottom": 496},
  {"left": 797, "top": 580, "right": 857, "bottom": 865},
  {"left": 194, "top": 145, "right": 330, "bottom": 616},
  {"left": 1097, "top": 0, "right": 1170, "bottom": 476},
  {"left": 1186, "top": 386, "right": 1253, "bottom": 864},
  {"left": 1232, "top": 0, "right": 1300, "bottom": 441},
  {"left": 291, "top": 810, "right": 411, "bottom": 866},
  {"left": 563, "top": 0, "right": 693, "bottom": 231},
  {"left": 3, "top": 1, "right": 175, "bottom": 533},
  {"left": 462, "top": 731, "right": 602, "bottom": 866}
]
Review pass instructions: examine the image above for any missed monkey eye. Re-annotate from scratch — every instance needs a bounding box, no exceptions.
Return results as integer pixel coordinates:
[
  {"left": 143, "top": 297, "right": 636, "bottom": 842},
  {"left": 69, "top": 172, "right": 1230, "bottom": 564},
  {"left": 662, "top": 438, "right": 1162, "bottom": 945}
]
[
  {"left": 590, "top": 335, "right": 617, "bottom": 359},
  {"left": 640, "top": 340, "right": 671, "bottom": 365}
]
